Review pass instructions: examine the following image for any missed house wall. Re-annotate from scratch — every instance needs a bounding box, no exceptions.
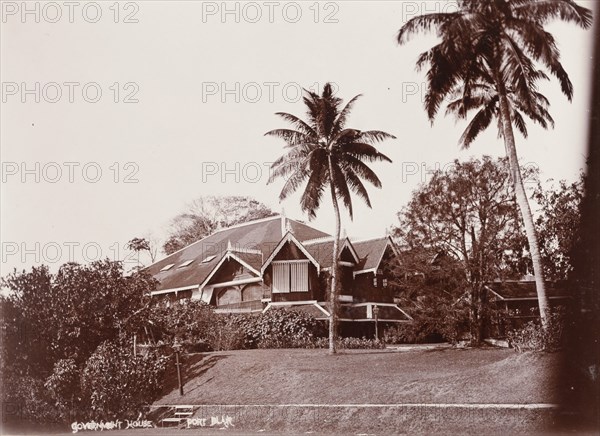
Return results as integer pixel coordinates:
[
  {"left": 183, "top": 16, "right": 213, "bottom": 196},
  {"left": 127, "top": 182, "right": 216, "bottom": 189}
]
[{"left": 353, "top": 272, "right": 394, "bottom": 303}]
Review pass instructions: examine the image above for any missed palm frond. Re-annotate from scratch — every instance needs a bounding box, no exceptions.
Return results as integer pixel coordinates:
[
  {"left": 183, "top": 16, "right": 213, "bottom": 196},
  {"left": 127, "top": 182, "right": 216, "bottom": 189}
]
[
  {"left": 274, "top": 112, "right": 317, "bottom": 136},
  {"left": 343, "top": 155, "right": 383, "bottom": 188},
  {"left": 331, "top": 158, "right": 353, "bottom": 219},
  {"left": 398, "top": 12, "right": 462, "bottom": 45},
  {"left": 459, "top": 97, "right": 498, "bottom": 148},
  {"left": 342, "top": 142, "right": 392, "bottom": 164},
  {"left": 356, "top": 130, "right": 397, "bottom": 143},
  {"left": 513, "top": 0, "right": 593, "bottom": 29},
  {"left": 343, "top": 166, "right": 372, "bottom": 208}
]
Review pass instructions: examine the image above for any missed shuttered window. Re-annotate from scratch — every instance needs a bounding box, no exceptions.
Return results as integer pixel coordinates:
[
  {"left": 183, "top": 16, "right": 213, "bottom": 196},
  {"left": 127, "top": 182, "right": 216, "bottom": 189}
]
[
  {"left": 290, "top": 262, "right": 308, "bottom": 292},
  {"left": 272, "top": 261, "right": 309, "bottom": 293},
  {"left": 273, "top": 262, "right": 290, "bottom": 293}
]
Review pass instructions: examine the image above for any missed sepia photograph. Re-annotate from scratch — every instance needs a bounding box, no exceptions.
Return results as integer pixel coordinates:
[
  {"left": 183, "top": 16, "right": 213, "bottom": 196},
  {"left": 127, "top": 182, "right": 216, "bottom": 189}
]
[{"left": 1, "top": 0, "right": 598, "bottom": 434}]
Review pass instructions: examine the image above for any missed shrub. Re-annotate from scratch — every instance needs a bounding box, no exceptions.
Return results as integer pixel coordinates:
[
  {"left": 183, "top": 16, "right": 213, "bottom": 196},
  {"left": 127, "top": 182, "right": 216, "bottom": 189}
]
[
  {"left": 507, "top": 309, "right": 566, "bottom": 352},
  {"left": 148, "top": 300, "right": 217, "bottom": 351},
  {"left": 80, "top": 341, "right": 169, "bottom": 419},
  {"left": 211, "top": 309, "right": 327, "bottom": 350},
  {"left": 308, "top": 337, "right": 386, "bottom": 349},
  {"left": 1, "top": 375, "right": 60, "bottom": 425},
  {"left": 44, "top": 359, "right": 81, "bottom": 420}
]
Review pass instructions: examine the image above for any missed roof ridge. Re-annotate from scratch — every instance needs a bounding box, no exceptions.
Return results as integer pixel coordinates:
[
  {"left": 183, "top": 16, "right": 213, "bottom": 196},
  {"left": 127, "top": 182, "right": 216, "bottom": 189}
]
[
  {"left": 228, "top": 246, "right": 263, "bottom": 255},
  {"left": 303, "top": 236, "right": 336, "bottom": 245},
  {"left": 287, "top": 218, "right": 331, "bottom": 237},
  {"left": 351, "top": 236, "right": 388, "bottom": 244},
  {"left": 211, "top": 214, "right": 281, "bottom": 234}
]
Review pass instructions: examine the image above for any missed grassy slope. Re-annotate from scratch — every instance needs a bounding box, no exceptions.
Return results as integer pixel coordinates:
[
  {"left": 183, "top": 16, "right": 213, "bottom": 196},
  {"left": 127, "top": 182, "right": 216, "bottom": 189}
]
[{"left": 157, "top": 347, "right": 560, "bottom": 406}]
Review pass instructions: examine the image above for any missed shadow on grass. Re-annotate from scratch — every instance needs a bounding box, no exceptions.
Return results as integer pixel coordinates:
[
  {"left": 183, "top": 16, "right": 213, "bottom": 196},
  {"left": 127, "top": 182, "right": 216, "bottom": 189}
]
[{"left": 160, "top": 352, "right": 229, "bottom": 398}]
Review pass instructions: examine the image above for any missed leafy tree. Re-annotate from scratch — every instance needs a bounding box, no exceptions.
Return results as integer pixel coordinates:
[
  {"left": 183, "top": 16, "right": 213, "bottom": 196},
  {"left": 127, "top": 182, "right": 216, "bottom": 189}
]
[
  {"left": 163, "top": 196, "right": 275, "bottom": 254},
  {"left": 533, "top": 174, "right": 585, "bottom": 281},
  {"left": 127, "top": 237, "right": 158, "bottom": 267},
  {"left": 388, "top": 247, "right": 470, "bottom": 344},
  {"left": 393, "top": 157, "right": 529, "bottom": 343},
  {"left": 397, "top": 0, "right": 592, "bottom": 328},
  {"left": 147, "top": 300, "right": 217, "bottom": 350},
  {"left": 266, "top": 83, "right": 395, "bottom": 353},
  {"left": 0, "top": 260, "right": 159, "bottom": 422}
]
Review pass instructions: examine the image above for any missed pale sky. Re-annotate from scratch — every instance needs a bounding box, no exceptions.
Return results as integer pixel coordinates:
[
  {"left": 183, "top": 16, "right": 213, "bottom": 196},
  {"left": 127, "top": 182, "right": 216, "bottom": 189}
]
[{"left": 1, "top": 0, "right": 596, "bottom": 273}]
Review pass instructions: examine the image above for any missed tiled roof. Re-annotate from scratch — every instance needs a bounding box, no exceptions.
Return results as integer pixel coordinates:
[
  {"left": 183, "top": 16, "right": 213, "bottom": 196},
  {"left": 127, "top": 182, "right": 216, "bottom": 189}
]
[
  {"left": 147, "top": 216, "right": 329, "bottom": 292},
  {"left": 304, "top": 239, "right": 335, "bottom": 268},
  {"left": 231, "top": 251, "right": 263, "bottom": 272},
  {"left": 485, "top": 281, "right": 570, "bottom": 300},
  {"left": 352, "top": 237, "right": 390, "bottom": 272}
]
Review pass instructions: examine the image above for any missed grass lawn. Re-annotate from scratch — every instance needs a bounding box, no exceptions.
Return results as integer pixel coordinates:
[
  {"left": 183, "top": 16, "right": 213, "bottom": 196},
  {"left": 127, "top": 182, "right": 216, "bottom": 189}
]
[
  {"left": 157, "top": 347, "right": 560, "bottom": 406},
  {"left": 146, "top": 347, "right": 564, "bottom": 434},
  {"left": 9, "top": 347, "right": 564, "bottom": 435}
]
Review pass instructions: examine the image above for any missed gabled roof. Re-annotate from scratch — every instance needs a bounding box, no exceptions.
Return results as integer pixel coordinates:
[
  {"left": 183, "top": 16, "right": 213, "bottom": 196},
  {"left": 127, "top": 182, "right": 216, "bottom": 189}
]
[
  {"left": 485, "top": 281, "right": 570, "bottom": 301},
  {"left": 303, "top": 237, "right": 360, "bottom": 269},
  {"left": 352, "top": 236, "right": 398, "bottom": 274},
  {"left": 261, "top": 232, "right": 321, "bottom": 274},
  {"left": 146, "top": 215, "right": 329, "bottom": 292}
]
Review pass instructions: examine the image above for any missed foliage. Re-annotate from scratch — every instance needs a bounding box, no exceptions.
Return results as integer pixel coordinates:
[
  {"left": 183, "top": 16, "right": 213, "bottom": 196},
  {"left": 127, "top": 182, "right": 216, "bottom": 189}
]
[
  {"left": 163, "top": 196, "right": 275, "bottom": 254},
  {"left": 221, "top": 309, "right": 327, "bottom": 350},
  {"left": 507, "top": 309, "right": 566, "bottom": 352},
  {"left": 80, "top": 340, "right": 169, "bottom": 419},
  {"left": 384, "top": 305, "right": 469, "bottom": 345},
  {"left": 127, "top": 237, "right": 158, "bottom": 266},
  {"left": 0, "top": 261, "right": 161, "bottom": 424},
  {"left": 533, "top": 174, "right": 585, "bottom": 281},
  {"left": 44, "top": 359, "right": 81, "bottom": 419},
  {"left": 147, "top": 304, "right": 326, "bottom": 351},
  {"left": 1, "top": 261, "right": 157, "bottom": 373},
  {"left": 397, "top": 0, "right": 592, "bottom": 330},
  {"left": 1, "top": 375, "right": 60, "bottom": 425},
  {"left": 393, "top": 156, "right": 529, "bottom": 343},
  {"left": 397, "top": 0, "right": 592, "bottom": 141},
  {"left": 148, "top": 300, "right": 217, "bottom": 350},
  {"left": 277, "top": 336, "right": 386, "bottom": 350}
]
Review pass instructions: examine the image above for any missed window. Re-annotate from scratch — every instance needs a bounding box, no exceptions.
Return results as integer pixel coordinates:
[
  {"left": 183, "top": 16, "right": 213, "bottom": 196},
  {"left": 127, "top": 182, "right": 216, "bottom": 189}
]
[
  {"left": 373, "top": 277, "right": 378, "bottom": 287},
  {"left": 160, "top": 263, "right": 174, "bottom": 272},
  {"left": 178, "top": 259, "right": 194, "bottom": 268},
  {"left": 382, "top": 278, "right": 388, "bottom": 288},
  {"left": 272, "top": 261, "right": 309, "bottom": 293},
  {"left": 202, "top": 255, "right": 216, "bottom": 263}
]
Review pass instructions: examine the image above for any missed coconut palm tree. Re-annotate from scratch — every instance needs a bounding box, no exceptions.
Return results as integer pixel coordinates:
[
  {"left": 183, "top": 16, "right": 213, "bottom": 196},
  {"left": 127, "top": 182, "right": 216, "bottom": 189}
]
[
  {"left": 266, "top": 83, "right": 395, "bottom": 353},
  {"left": 397, "top": 0, "right": 592, "bottom": 328}
]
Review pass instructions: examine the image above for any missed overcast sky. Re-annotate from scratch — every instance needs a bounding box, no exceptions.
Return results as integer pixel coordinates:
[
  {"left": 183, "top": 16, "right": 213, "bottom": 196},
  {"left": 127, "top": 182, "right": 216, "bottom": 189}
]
[{"left": 1, "top": 0, "right": 596, "bottom": 273}]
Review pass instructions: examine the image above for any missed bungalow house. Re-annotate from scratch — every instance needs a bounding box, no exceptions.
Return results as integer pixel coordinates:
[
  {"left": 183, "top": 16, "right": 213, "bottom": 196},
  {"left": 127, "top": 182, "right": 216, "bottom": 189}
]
[
  {"left": 484, "top": 280, "right": 571, "bottom": 336},
  {"left": 145, "top": 215, "right": 411, "bottom": 336}
]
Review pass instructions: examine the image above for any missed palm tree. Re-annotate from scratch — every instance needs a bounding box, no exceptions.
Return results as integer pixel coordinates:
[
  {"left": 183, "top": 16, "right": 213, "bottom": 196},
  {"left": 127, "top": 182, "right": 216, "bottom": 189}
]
[
  {"left": 266, "top": 83, "right": 395, "bottom": 353},
  {"left": 397, "top": 0, "right": 592, "bottom": 328}
]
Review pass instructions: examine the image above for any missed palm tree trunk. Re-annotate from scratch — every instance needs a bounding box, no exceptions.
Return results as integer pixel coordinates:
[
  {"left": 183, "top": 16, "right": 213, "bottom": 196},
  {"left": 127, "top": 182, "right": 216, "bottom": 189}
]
[
  {"left": 328, "top": 155, "right": 341, "bottom": 354},
  {"left": 496, "top": 85, "right": 550, "bottom": 328}
]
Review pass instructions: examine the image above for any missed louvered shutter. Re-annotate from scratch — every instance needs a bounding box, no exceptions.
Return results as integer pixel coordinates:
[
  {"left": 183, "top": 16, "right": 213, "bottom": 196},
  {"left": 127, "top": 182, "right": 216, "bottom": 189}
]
[
  {"left": 273, "top": 263, "right": 290, "bottom": 293},
  {"left": 290, "top": 261, "right": 308, "bottom": 292}
]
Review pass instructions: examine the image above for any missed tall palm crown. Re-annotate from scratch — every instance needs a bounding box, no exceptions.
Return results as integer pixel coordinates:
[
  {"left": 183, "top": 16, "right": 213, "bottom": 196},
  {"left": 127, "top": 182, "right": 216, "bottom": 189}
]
[
  {"left": 266, "top": 84, "right": 395, "bottom": 219},
  {"left": 266, "top": 83, "right": 395, "bottom": 353},
  {"left": 398, "top": 0, "right": 592, "bottom": 328},
  {"left": 398, "top": 0, "right": 592, "bottom": 123}
]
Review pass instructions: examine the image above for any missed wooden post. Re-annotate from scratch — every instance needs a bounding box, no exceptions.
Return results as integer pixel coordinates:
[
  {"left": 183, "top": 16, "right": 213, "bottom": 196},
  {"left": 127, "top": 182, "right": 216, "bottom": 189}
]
[
  {"left": 174, "top": 342, "right": 184, "bottom": 396},
  {"left": 374, "top": 305, "right": 379, "bottom": 340}
]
